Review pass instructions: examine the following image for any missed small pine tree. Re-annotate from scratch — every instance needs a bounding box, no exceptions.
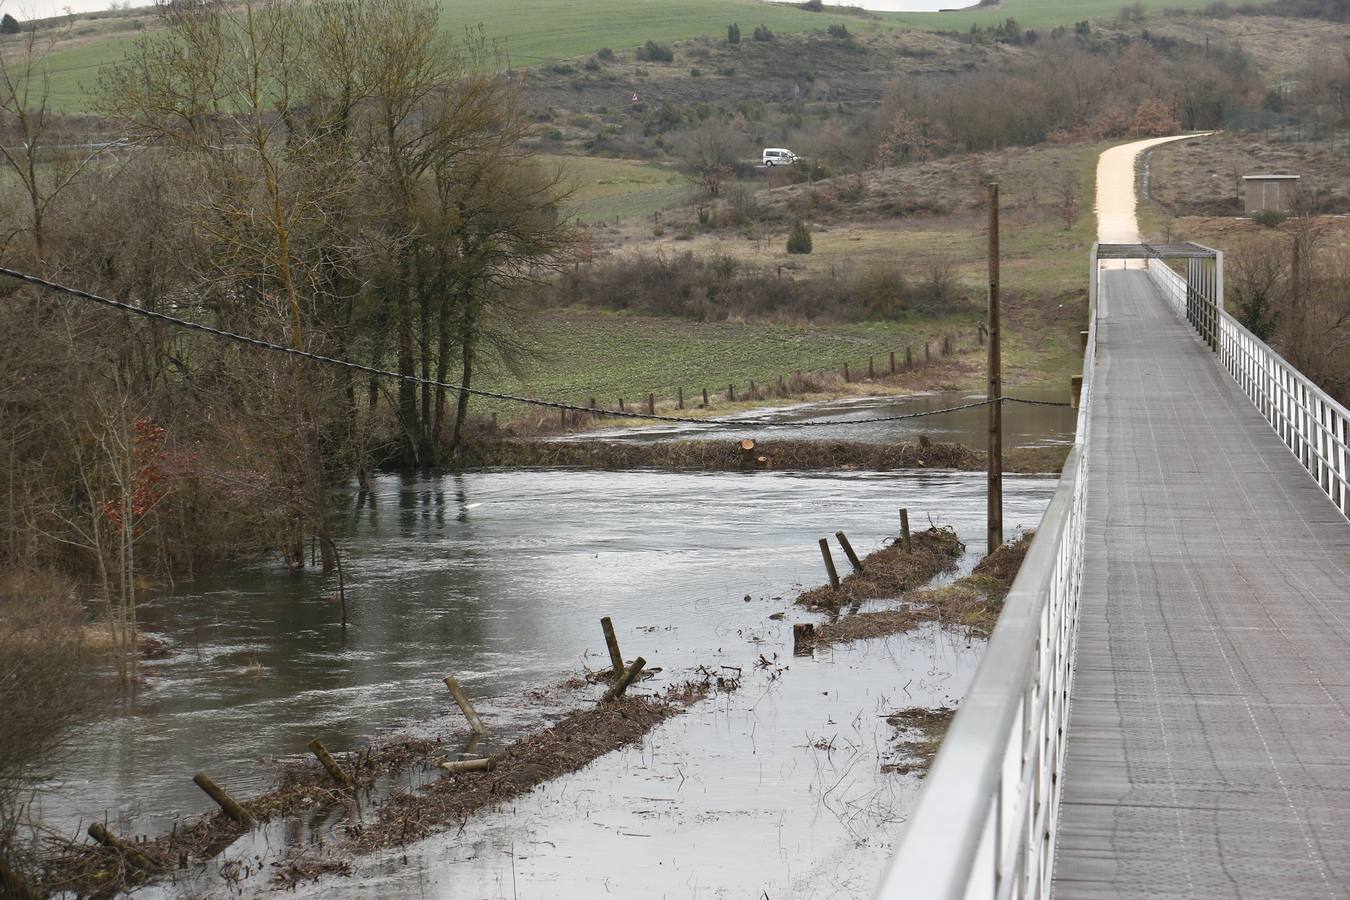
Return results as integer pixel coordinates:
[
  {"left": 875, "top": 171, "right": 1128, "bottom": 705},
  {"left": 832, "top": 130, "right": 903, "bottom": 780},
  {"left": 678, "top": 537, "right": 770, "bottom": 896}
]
[
  {"left": 0, "top": 13, "right": 21, "bottom": 35},
  {"left": 727, "top": 22, "right": 741, "bottom": 44},
  {"left": 786, "top": 220, "right": 812, "bottom": 255}
]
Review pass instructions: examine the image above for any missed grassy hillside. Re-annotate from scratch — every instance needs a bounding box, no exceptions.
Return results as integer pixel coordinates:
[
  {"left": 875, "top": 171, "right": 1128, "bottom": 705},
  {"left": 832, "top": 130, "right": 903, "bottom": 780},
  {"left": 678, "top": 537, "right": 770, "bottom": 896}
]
[{"left": 17, "top": 0, "right": 1226, "bottom": 112}]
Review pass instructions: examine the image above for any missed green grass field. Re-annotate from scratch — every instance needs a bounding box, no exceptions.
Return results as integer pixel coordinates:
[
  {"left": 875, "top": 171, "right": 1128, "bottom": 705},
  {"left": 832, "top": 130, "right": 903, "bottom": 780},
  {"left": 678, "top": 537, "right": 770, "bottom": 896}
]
[
  {"left": 17, "top": 0, "right": 1225, "bottom": 112},
  {"left": 547, "top": 155, "right": 691, "bottom": 224},
  {"left": 478, "top": 310, "right": 974, "bottom": 415}
]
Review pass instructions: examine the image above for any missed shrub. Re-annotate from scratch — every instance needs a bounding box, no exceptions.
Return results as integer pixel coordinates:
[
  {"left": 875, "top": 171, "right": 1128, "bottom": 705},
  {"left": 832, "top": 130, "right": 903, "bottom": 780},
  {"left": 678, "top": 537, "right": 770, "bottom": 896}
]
[
  {"left": 690, "top": 67, "right": 703, "bottom": 77},
  {"left": 584, "top": 58, "right": 602, "bottom": 72},
  {"left": 728, "top": 22, "right": 741, "bottom": 44},
  {"left": 800, "top": 0, "right": 824, "bottom": 9},
  {"left": 786, "top": 220, "right": 813, "bottom": 254},
  {"left": 827, "top": 24, "right": 852, "bottom": 40},
  {"left": 1253, "top": 209, "right": 1287, "bottom": 228},
  {"left": 548, "top": 63, "right": 576, "bottom": 75},
  {"left": 637, "top": 40, "right": 674, "bottom": 62},
  {"left": 1, "top": 12, "right": 21, "bottom": 34},
  {"left": 596, "top": 47, "right": 615, "bottom": 61},
  {"left": 753, "top": 24, "right": 774, "bottom": 42}
]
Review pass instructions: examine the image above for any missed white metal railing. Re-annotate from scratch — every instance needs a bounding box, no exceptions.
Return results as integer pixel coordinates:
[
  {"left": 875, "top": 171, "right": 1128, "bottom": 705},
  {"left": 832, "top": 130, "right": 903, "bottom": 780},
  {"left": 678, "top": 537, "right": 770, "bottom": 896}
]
[
  {"left": 875, "top": 253, "right": 1097, "bottom": 900},
  {"left": 1149, "top": 257, "right": 1350, "bottom": 520}
]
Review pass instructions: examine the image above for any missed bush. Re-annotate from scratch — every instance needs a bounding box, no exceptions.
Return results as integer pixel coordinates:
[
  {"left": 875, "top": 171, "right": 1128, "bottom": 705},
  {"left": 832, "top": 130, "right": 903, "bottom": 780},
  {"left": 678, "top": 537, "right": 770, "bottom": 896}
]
[
  {"left": 596, "top": 47, "right": 615, "bottom": 61},
  {"left": 1253, "top": 209, "right": 1287, "bottom": 228},
  {"left": 1, "top": 12, "right": 20, "bottom": 34},
  {"left": 800, "top": 0, "right": 824, "bottom": 9},
  {"left": 827, "top": 24, "right": 852, "bottom": 40},
  {"left": 637, "top": 40, "right": 674, "bottom": 62},
  {"left": 728, "top": 22, "right": 741, "bottom": 44},
  {"left": 786, "top": 220, "right": 813, "bottom": 254},
  {"left": 753, "top": 24, "right": 774, "bottom": 42}
]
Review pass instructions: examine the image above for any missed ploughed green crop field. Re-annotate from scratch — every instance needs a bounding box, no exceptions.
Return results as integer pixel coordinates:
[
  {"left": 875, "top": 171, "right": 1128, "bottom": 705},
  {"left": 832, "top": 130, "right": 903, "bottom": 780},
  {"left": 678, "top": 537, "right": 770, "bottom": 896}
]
[{"left": 17, "top": 0, "right": 1223, "bottom": 111}]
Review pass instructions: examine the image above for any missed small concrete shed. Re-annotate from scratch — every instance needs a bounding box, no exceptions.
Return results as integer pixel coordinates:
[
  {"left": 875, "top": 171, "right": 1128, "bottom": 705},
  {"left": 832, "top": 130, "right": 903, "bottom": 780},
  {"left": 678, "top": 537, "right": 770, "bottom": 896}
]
[{"left": 1243, "top": 174, "right": 1299, "bottom": 215}]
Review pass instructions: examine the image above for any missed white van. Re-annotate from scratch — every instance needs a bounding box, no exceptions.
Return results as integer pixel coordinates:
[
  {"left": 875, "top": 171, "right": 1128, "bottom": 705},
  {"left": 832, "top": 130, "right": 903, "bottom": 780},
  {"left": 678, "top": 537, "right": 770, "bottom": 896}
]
[{"left": 762, "top": 148, "right": 798, "bottom": 167}]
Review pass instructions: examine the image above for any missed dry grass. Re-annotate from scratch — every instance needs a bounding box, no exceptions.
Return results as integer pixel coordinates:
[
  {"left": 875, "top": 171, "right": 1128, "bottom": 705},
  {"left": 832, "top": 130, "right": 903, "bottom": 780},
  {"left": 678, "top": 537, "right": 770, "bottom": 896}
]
[
  {"left": 457, "top": 438, "right": 1068, "bottom": 474},
  {"left": 349, "top": 683, "right": 710, "bottom": 851},
  {"left": 796, "top": 526, "right": 964, "bottom": 614},
  {"left": 812, "top": 531, "right": 1034, "bottom": 644},
  {"left": 882, "top": 707, "right": 956, "bottom": 776},
  {"left": 32, "top": 733, "right": 446, "bottom": 896},
  {"left": 457, "top": 438, "right": 981, "bottom": 471}
]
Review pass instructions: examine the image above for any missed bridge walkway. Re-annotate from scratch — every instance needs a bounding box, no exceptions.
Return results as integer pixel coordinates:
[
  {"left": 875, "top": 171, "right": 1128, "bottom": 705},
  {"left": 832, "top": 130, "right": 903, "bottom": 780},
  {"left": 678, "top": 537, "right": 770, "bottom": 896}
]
[{"left": 1053, "top": 269, "right": 1350, "bottom": 898}]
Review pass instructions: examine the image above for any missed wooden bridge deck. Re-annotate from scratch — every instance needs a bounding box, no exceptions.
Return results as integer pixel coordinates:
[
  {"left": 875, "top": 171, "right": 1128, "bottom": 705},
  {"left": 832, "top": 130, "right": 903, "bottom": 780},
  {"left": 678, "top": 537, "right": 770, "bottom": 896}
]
[{"left": 1053, "top": 270, "right": 1350, "bottom": 898}]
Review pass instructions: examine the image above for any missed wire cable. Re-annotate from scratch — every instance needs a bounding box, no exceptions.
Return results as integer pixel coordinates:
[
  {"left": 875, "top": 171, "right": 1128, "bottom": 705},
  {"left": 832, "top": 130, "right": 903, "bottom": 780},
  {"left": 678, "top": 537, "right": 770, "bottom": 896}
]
[{"left": 0, "top": 266, "right": 1069, "bottom": 425}]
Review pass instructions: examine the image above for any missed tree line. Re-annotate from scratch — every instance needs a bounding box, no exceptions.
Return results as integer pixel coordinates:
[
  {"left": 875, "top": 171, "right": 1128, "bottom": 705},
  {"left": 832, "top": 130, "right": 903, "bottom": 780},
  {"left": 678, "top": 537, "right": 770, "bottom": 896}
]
[{"left": 0, "top": 0, "right": 572, "bottom": 676}]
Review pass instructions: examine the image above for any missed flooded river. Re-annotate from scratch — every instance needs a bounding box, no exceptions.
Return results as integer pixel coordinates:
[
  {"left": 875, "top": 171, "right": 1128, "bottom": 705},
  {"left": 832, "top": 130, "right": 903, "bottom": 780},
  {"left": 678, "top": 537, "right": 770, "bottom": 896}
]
[
  {"left": 561, "top": 387, "right": 1076, "bottom": 448},
  {"left": 37, "top": 468, "right": 1056, "bottom": 896}
]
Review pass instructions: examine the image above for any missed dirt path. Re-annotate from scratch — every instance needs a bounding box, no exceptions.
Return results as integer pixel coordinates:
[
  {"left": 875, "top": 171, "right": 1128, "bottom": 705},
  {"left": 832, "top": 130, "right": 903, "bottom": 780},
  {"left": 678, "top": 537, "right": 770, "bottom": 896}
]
[{"left": 1096, "top": 134, "right": 1209, "bottom": 254}]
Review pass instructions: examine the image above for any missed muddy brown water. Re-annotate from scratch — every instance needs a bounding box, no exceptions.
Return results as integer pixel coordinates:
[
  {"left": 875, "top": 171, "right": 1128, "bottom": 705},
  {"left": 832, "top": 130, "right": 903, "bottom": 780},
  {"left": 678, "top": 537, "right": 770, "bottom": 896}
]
[
  {"left": 35, "top": 468, "right": 1056, "bottom": 897},
  {"left": 554, "top": 387, "right": 1076, "bottom": 448}
]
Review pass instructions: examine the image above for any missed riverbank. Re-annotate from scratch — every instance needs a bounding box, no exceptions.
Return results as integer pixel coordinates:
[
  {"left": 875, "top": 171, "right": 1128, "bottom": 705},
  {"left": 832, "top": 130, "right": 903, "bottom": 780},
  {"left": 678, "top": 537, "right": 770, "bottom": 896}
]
[{"left": 453, "top": 437, "right": 1070, "bottom": 474}]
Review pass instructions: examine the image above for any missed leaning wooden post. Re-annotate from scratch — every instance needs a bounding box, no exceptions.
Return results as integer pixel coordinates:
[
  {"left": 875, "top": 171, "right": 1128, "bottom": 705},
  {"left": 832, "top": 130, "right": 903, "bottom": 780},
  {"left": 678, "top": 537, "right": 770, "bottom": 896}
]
[
  {"left": 818, "top": 538, "right": 841, "bottom": 589},
  {"left": 443, "top": 677, "right": 486, "bottom": 735},
  {"left": 900, "top": 508, "right": 912, "bottom": 552},
  {"left": 560, "top": 407, "right": 566, "bottom": 430},
  {"left": 88, "top": 823, "right": 152, "bottom": 870},
  {"left": 193, "top": 772, "right": 254, "bottom": 826},
  {"left": 618, "top": 398, "right": 625, "bottom": 412},
  {"left": 600, "top": 616, "right": 624, "bottom": 676},
  {"left": 1071, "top": 375, "right": 1084, "bottom": 409},
  {"left": 835, "top": 531, "right": 864, "bottom": 573},
  {"left": 925, "top": 341, "right": 932, "bottom": 362},
  {"left": 603, "top": 656, "right": 647, "bottom": 701},
  {"left": 307, "top": 739, "right": 354, "bottom": 787}
]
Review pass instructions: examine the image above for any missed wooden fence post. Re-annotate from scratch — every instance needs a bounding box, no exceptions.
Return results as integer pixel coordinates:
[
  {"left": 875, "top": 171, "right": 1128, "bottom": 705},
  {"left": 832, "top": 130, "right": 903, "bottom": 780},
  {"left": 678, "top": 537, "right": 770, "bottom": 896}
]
[
  {"left": 600, "top": 616, "right": 624, "bottom": 676},
  {"left": 906, "top": 346, "right": 913, "bottom": 369},
  {"left": 307, "top": 739, "right": 354, "bottom": 787},
  {"left": 728, "top": 384, "right": 735, "bottom": 402},
  {"left": 193, "top": 772, "right": 254, "bottom": 825},
  {"left": 835, "top": 531, "right": 865, "bottom": 573},
  {"left": 603, "top": 657, "right": 647, "bottom": 701},
  {"left": 677, "top": 386, "right": 684, "bottom": 410},
  {"left": 844, "top": 362, "right": 851, "bottom": 383},
  {"left": 818, "top": 538, "right": 841, "bottom": 589},
  {"left": 890, "top": 350, "right": 897, "bottom": 374},
  {"left": 900, "top": 508, "right": 912, "bottom": 552},
  {"left": 868, "top": 356, "right": 875, "bottom": 379},
  {"left": 703, "top": 387, "right": 709, "bottom": 407},
  {"left": 443, "top": 677, "right": 487, "bottom": 735},
  {"left": 647, "top": 393, "right": 655, "bottom": 415}
]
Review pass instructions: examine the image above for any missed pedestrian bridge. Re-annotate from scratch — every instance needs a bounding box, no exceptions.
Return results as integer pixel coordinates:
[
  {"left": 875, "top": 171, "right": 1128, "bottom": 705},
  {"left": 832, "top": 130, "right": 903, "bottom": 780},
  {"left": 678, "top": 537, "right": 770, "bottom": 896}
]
[{"left": 880, "top": 243, "right": 1350, "bottom": 899}]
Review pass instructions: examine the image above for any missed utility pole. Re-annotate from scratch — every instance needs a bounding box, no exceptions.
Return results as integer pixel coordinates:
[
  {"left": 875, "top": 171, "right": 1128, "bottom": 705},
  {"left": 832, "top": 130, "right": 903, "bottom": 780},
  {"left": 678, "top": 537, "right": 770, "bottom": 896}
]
[{"left": 987, "top": 183, "right": 1003, "bottom": 555}]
